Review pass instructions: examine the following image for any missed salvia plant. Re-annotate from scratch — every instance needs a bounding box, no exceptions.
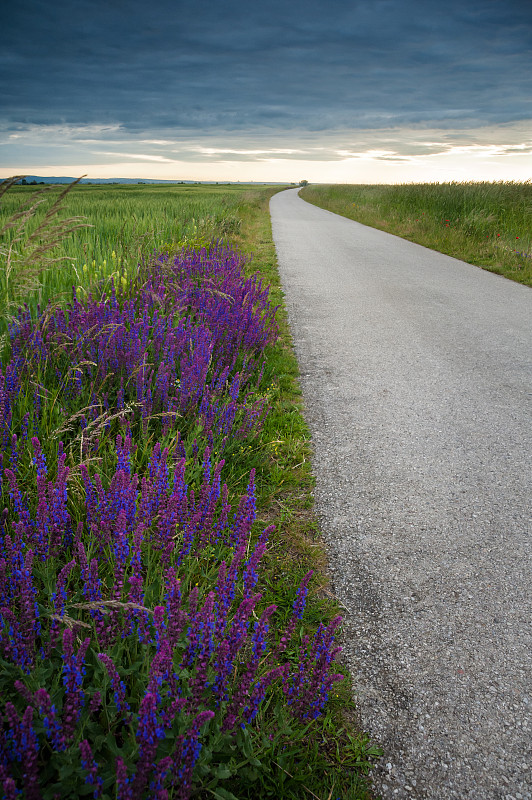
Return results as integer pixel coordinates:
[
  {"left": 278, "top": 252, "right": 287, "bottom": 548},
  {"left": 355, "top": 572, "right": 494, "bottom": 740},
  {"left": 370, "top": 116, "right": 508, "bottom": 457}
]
[{"left": 0, "top": 242, "right": 344, "bottom": 798}]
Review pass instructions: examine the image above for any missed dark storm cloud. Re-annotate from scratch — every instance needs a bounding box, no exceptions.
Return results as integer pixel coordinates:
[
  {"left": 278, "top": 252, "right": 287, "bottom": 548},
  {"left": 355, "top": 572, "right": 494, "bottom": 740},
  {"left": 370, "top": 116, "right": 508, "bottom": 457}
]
[{"left": 1, "top": 0, "right": 531, "bottom": 136}]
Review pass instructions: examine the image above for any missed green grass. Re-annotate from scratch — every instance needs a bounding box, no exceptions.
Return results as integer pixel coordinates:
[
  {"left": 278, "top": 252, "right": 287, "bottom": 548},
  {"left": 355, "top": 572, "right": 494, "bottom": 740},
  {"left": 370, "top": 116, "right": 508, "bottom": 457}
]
[
  {"left": 1, "top": 181, "right": 381, "bottom": 798},
  {"left": 223, "top": 187, "right": 381, "bottom": 799},
  {"left": 300, "top": 181, "right": 532, "bottom": 286}
]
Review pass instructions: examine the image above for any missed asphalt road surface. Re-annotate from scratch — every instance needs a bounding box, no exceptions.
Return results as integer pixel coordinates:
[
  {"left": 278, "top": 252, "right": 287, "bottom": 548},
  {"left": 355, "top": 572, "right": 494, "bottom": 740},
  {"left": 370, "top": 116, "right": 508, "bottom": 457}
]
[{"left": 270, "top": 188, "right": 531, "bottom": 800}]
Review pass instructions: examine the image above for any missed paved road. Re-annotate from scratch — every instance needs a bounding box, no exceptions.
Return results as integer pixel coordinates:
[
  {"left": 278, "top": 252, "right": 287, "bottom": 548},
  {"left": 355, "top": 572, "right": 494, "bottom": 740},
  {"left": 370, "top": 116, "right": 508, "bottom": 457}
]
[{"left": 270, "top": 188, "right": 532, "bottom": 800}]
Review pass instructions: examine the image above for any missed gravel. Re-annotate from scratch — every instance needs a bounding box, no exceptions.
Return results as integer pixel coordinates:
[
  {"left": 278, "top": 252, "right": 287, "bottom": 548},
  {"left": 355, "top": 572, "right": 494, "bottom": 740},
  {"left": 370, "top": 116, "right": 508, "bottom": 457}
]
[{"left": 270, "top": 188, "right": 532, "bottom": 799}]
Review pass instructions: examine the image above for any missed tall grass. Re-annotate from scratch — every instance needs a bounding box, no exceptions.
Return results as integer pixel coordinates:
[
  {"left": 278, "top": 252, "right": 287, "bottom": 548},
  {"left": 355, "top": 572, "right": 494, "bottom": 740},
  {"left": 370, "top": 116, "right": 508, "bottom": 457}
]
[
  {"left": 0, "top": 178, "right": 90, "bottom": 340},
  {"left": 300, "top": 181, "right": 532, "bottom": 286}
]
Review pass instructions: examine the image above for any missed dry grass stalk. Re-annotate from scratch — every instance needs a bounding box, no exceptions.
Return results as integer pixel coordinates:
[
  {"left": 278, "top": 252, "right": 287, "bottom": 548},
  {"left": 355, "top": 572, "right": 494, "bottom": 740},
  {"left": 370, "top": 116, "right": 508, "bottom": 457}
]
[
  {"left": 68, "top": 600, "right": 153, "bottom": 614},
  {"left": 52, "top": 402, "right": 138, "bottom": 441}
]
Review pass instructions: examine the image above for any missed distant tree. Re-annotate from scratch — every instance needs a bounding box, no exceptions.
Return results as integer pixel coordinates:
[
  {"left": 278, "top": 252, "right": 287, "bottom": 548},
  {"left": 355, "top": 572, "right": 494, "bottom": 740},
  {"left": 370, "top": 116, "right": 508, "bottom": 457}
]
[{"left": 299, "top": 179, "right": 309, "bottom": 187}]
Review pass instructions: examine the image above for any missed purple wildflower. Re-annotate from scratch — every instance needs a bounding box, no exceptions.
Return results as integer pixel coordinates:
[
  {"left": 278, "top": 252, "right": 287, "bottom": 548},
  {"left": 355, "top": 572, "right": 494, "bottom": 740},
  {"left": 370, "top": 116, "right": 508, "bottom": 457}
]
[
  {"left": 116, "top": 757, "right": 132, "bottom": 800},
  {"left": 224, "top": 604, "right": 276, "bottom": 730},
  {"left": 173, "top": 710, "right": 214, "bottom": 800},
  {"left": 243, "top": 525, "right": 273, "bottom": 594},
  {"left": 284, "top": 615, "right": 344, "bottom": 721},
  {"left": 97, "top": 653, "right": 130, "bottom": 714},
  {"left": 293, "top": 570, "right": 313, "bottom": 620},
  {"left": 88, "top": 691, "right": 102, "bottom": 716},
  {"left": 2, "top": 778, "right": 17, "bottom": 800},
  {"left": 61, "top": 629, "right": 90, "bottom": 741},
  {"left": 34, "top": 688, "right": 65, "bottom": 752},
  {"left": 79, "top": 740, "right": 103, "bottom": 799},
  {"left": 131, "top": 693, "right": 165, "bottom": 798},
  {"left": 18, "top": 706, "right": 40, "bottom": 800}
]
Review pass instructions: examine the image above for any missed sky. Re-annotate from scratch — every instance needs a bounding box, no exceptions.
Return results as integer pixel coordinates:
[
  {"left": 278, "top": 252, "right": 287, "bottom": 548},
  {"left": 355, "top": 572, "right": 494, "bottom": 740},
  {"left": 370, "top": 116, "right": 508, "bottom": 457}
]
[{"left": 1, "top": 0, "right": 531, "bottom": 183}]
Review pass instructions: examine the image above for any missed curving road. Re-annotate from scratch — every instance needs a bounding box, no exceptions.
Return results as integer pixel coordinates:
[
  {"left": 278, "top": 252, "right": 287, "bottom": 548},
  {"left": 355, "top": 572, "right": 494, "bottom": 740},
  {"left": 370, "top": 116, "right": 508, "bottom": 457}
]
[{"left": 270, "top": 188, "right": 532, "bottom": 800}]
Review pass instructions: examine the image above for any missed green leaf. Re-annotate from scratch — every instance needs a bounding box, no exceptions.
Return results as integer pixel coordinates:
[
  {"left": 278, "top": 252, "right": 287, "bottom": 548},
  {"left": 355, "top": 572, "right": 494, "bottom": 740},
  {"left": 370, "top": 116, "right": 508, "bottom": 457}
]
[
  {"left": 210, "top": 788, "right": 240, "bottom": 800},
  {"left": 240, "top": 765, "right": 259, "bottom": 782},
  {"left": 214, "top": 764, "right": 234, "bottom": 780},
  {"left": 238, "top": 727, "right": 254, "bottom": 759},
  {"left": 104, "top": 732, "right": 122, "bottom": 758}
]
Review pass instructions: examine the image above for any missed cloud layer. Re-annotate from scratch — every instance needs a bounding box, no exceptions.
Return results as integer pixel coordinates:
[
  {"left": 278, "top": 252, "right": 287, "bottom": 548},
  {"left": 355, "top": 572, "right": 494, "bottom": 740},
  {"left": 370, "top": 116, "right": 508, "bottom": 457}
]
[{"left": 1, "top": 0, "right": 531, "bottom": 180}]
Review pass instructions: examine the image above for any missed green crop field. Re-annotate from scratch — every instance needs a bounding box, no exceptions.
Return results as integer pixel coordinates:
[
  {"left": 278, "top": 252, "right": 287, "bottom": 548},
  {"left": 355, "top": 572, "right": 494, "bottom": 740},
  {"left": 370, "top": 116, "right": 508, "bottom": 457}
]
[
  {"left": 300, "top": 181, "right": 532, "bottom": 286},
  {"left": 0, "top": 182, "right": 274, "bottom": 327}
]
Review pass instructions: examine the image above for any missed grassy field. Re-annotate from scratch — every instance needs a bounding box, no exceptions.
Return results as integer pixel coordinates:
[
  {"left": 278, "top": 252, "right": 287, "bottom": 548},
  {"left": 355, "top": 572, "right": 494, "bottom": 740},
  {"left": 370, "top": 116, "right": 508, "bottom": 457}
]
[
  {"left": 300, "top": 181, "right": 532, "bottom": 286},
  {"left": 0, "top": 182, "right": 265, "bottom": 331},
  {"left": 0, "top": 181, "right": 380, "bottom": 798}
]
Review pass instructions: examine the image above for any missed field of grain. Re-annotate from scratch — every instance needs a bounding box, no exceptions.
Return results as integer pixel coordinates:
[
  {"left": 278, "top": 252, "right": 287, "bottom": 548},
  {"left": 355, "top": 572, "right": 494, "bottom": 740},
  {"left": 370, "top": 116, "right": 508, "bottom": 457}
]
[{"left": 0, "top": 182, "right": 264, "bottom": 330}]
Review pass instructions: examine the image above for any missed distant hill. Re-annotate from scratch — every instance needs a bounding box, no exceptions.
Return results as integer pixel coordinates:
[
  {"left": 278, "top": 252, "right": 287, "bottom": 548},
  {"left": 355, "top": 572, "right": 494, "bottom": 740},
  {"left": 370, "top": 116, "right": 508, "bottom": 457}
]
[{"left": 10, "top": 177, "right": 289, "bottom": 186}]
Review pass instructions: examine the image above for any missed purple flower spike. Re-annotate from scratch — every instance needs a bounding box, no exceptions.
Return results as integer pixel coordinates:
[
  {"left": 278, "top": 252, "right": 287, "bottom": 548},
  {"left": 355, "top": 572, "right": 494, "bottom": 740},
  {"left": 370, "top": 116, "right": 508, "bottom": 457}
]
[
  {"left": 284, "top": 615, "right": 344, "bottom": 721},
  {"left": 224, "top": 604, "right": 277, "bottom": 731},
  {"left": 231, "top": 469, "right": 256, "bottom": 546},
  {"left": 150, "top": 755, "right": 173, "bottom": 800},
  {"left": 243, "top": 525, "right": 274, "bottom": 594},
  {"left": 152, "top": 605, "right": 166, "bottom": 650},
  {"left": 61, "top": 629, "right": 90, "bottom": 742},
  {"left": 174, "top": 710, "right": 214, "bottom": 800},
  {"left": 293, "top": 570, "right": 313, "bottom": 620},
  {"left": 31, "top": 437, "right": 47, "bottom": 479},
  {"left": 79, "top": 739, "right": 103, "bottom": 799},
  {"left": 19, "top": 706, "right": 40, "bottom": 800},
  {"left": 227, "top": 594, "right": 260, "bottom": 662},
  {"left": 14, "top": 679, "right": 33, "bottom": 706},
  {"left": 89, "top": 691, "right": 102, "bottom": 716},
  {"left": 2, "top": 778, "right": 17, "bottom": 800},
  {"left": 276, "top": 569, "right": 314, "bottom": 657},
  {"left": 164, "top": 569, "right": 185, "bottom": 647},
  {"left": 132, "top": 692, "right": 165, "bottom": 798},
  {"left": 97, "top": 653, "right": 130, "bottom": 715},
  {"left": 116, "top": 757, "right": 132, "bottom": 800},
  {"left": 212, "top": 639, "right": 232, "bottom": 702},
  {"left": 34, "top": 688, "right": 65, "bottom": 752},
  {"left": 244, "top": 664, "right": 287, "bottom": 724},
  {"left": 252, "top": 604, "right": 277, "bottom": 661}
]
